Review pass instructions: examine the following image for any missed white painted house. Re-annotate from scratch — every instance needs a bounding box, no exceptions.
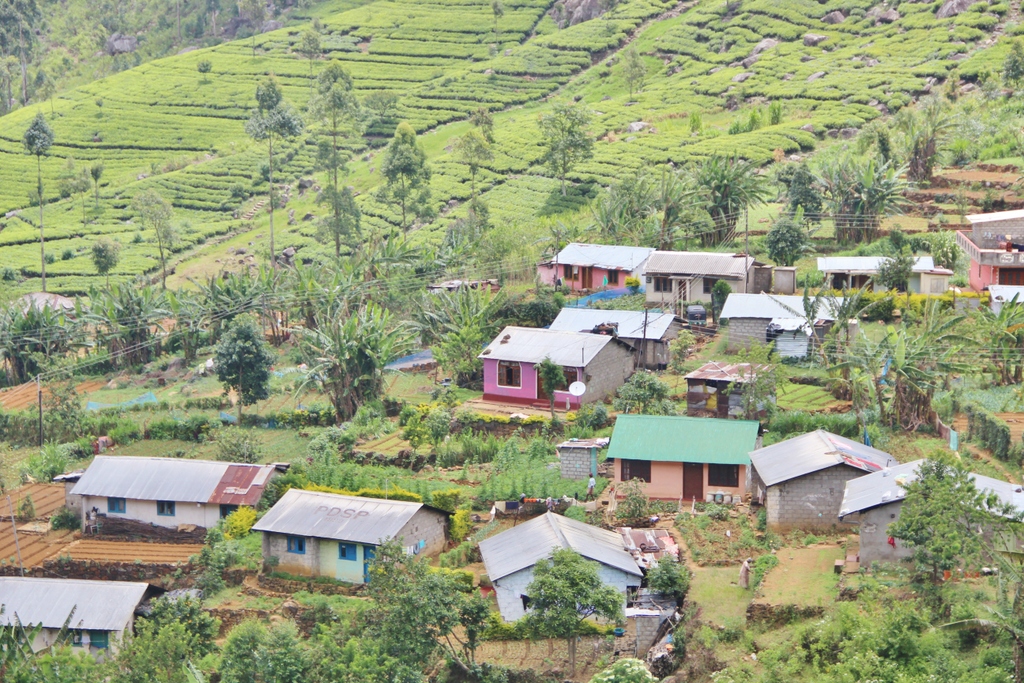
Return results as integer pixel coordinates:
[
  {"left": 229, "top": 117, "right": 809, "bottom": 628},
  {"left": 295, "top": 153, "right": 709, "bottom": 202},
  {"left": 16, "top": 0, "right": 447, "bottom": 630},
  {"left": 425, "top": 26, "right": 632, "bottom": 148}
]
[
  {"left": 70, "top": 456, "right": 286, "bottom": 531},
  {"left": 0, "top": 577, "right": 151, "bottom": 658},
  {"left": 479, "top": 512, "right": 642, "bottom": 622}
]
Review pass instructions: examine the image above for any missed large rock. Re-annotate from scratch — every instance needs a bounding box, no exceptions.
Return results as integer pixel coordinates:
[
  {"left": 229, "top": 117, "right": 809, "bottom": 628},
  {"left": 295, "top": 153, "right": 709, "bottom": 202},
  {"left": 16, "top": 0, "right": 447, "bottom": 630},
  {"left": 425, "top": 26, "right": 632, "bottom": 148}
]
[
  {"left": 840, "top": 127, "right": 859, "bottom": 139},
  {"left": 741, "top": 54, "right": 760, "bottom": 68},
  {"left": 877, "top": 8, "right": 900, "bottom": 22},
  {"left": 804, "top": 33, "right": 828, "bottom": 46},
  {"left": 807, "top": 71, "right": 826, "bottom": 82},
  {"left": 106, "top": 33, "right": 138, "bottom": 55},
  {"left": 750, "top": 37, "right": 779, "bottom": 56},
  {"left": 732, "top": 72, "right": 754, "bottom": 82},
  {"left": 626, "top": 121, "right": 649, "bottom": 132},
  {"left": 937, "top": 0, "right": 974, "bottom": 18},
  {"left": 822, "top": 10, "right": 846, "bottom": 23},
  {"left": 553, "top": 0, "right": 603, "bottom": 27}
]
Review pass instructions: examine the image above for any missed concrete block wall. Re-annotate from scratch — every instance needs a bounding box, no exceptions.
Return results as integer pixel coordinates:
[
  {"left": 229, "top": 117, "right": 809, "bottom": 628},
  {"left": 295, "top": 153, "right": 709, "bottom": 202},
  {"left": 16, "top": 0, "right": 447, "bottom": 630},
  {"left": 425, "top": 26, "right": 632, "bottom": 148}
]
[
  {"left": 559, "top": 449, "right": 592, "bottom": 480},
  {"left": 853, "top": 502, "right": 914, "bottom": 567},
  {"left": 972, "top": 217, "right": 1024, "bottom": 248},
  {"left": 583, "top": 342, "right": 636, "bottom": 403},
  {"left": 726, "top": 318, "right": 768, "bottom": 350},
  {"left": 766, "top": 465, "right": 865, "bottom": 531},
  {"left": 263, "top": 531, "right": 321, "bottom": 576}
]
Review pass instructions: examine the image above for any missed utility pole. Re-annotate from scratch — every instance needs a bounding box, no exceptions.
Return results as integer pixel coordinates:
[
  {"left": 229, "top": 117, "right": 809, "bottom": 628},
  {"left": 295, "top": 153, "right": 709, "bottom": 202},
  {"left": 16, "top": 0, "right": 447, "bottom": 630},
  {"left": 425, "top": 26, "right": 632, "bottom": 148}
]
[
  {"left": 744, "top": 208, "right": 750, "bottom": 256},
  {"left": 36, "top": 374, "right": 43, "bottom": 447}
]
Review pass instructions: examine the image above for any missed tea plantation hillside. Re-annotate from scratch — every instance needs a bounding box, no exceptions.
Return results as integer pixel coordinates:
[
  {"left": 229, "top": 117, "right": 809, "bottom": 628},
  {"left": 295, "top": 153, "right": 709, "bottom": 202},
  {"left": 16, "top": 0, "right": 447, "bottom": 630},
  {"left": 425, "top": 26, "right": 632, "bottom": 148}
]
[{"left": 0, "top": 0, "right": 1016, "bottom": 293}]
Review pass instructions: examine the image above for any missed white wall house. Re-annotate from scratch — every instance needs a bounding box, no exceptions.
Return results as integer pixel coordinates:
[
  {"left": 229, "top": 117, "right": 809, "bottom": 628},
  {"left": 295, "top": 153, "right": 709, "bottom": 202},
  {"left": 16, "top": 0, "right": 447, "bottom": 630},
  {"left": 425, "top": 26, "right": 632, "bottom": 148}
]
[
  {"left": 0, "top": 578, "right": 150, "bottom": 659},
  {"left": 70, "top": 456, "right": 286, "bottom": 531},
  {"left": 479, "top": 512, "right": 642, "bottom": 622}
]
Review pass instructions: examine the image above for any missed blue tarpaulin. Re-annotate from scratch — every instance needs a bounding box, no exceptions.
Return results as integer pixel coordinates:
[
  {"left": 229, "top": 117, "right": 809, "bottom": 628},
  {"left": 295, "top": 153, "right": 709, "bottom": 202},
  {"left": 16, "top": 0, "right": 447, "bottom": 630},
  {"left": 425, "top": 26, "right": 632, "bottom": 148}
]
[
  {"left": 220, "top": 411, "right": 238, "bottom": 424},
  {"left": 86, "top": 391, "right": 158, "bottom": 411},
  {"left": 567, "top": 288, "right": 630, "bottom": 308},
  {"left": 385, "top": 349, "right": 434, "bottom": 371}
]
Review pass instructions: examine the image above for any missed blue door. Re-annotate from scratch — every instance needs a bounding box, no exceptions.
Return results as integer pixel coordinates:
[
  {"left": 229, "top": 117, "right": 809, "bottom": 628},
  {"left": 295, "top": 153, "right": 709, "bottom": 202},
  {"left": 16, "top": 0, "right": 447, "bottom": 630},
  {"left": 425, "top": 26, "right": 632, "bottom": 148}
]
[{"left": 363, "top": 547, "right": 375, "bottom": 583}]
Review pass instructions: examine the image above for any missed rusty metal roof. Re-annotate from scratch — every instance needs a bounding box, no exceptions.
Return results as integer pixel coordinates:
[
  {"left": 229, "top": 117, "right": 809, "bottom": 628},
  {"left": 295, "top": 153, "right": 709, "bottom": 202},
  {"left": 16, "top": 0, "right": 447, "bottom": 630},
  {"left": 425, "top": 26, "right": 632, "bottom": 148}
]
[
  {"left": 751, "top": 430, "right": 894, "bottom": 487},
  {"left": 208, "top": 464, "right": 276, "bottom": 506},
  {"left": 684, "top": 361, "right": 763, "bottom": 383}
]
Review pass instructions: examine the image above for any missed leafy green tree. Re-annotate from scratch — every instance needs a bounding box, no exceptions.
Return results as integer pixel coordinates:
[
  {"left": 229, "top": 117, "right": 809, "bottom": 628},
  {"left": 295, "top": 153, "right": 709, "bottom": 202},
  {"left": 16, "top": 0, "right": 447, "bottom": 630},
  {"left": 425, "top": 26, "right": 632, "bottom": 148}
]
[
  {"left": 219, "top": 619, "right": 267, "bottom": 683},
  {"left": 491, "top": 0, "right": 504, "bottom": 40},
  {"left": 167, "top": 289, "right": 207, "bottom": 364},
  {"left": 896, "top": 97, "right": 950, "bottom": 182},
  {"left": 453, "top": 128, "right": 493, "bottom": 200},
  {"left": 784, "top": 162, "right": 824, "bottom": 220},
  {"left": 237, "top": 0, "right": 266, "bottom": 57},
  {"left": 524, "top": 548, "right": 625, "bottom": 676},
  {"left": 365, "top": 540, "right": 491, "bottom": 676},
  {"left": 215, "top": 426, "right": 265, "bottom": 463},
  {"left": 300, "top": 303, "right": 413, "bottom": 421},
  {"left": 418, "top": 287, "right": 504, "bottom": 388},
  {"left": 146, "top": 595, "right": 219, "bottom": 657},
  {"left": 539, "top": 101, "right": 594, "bottom": 196},
  {"left": 311, "top": 62, "right": 361, "bottom": 258},
  {"left": 470, "top": 106, "right": 494, "bottom": 142},
  {"left": 647, "top": 558, "right": 691, "bottom": 604},
  {"left": 362, "top": 90, "right": 399, "bottom": 128},
  {"left": 667, "top": 329, "right": 696, "bottom": 374},
  {"left": 245, "top": 77, "right": 304, "bottom": 267},
  {"left": 925, "top": 230, "right": 965, "bottom": 271},
  {"left": 131, "top": 189, "right": 175, "bottom": 289},
  {"left": 687, "top": 155, "right": 769, "bottom": 246},
  {"left": 111, "top": 620, "right": 199, "bottom": 683},
  {"left": 816, "top": 155, "right": 908, "bottom": 244},
  {"left": 711, "top": 279, "right": 732, "bottom": 323},
  {"left": 58, "top": 157, "right": 90, "bottom": 227},
  {"left": 214, "top": 313, "right": 275, "bottom": 420},
  {"left": 297, "top": 28, "right": 322, "bottom": 97},
  {"left": 1005, "top": 39, "right": 1024, "bottom": 92},
  {"left": 730, "top": 342, "right": 779, "bottom": 420},
  {"left": 875, "top": 250, "right": 915, "bottom": 292},
  {"left": 889, "top": 460, "right": 1013, "bottom": 582},
  {"left": 622, "top": 46, "right": 647, "bottom": 99},
  {"left": 91, "top": 237, "right": 121, "bottom": 287},
  {"left": 764, "top": 211, "right": 808, "bottom": 266},
  {"left": 589, "top": 659, "right": 656, "bottom": 683},
  {"left": 378, "top": 121, "right": 434, "bottom": 232},
  {"left": 537, "top": 357, "right": 566, "bottom": 420},
  {"left": 262, "top": 621, "right": 307, "bottom": 683},
  {"left": 90, "top": 162, "right": 104, "bottom": 209},
  {"left": 22, "top": 112, "right": 53, "bottom": 292},
  {"left": 613, "top": 371, "right": 676, "bottom": 415}
]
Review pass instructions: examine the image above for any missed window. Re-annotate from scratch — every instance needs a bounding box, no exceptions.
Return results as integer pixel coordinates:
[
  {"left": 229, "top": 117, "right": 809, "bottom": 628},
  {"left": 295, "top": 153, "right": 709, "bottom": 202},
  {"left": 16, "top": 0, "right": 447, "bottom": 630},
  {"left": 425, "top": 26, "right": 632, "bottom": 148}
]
[
  {"left": 521, "top": 595, "right": 532, "bottom": 610},
  {"left": 89, "top": 631, "right": 108, "bottom": 650},
  {"left": 287, "top": 536, "right": 306, "bottom": 554},
  {"left": 71, "top": 630, "right": 83, "bottom": 647},
  {"left": 339, "top": 542, "right": 357, "bottom": 561},
  {"left": 621, "top": 459, "right": 652, "bottom": 483},
  {"left": 497, "top": 361, "right": 521, "bottom": 388},
  {"left": 107, "top": 497, "right": 125, "bottom": 514},
  {"left": 703, "top": 277, "right": 719, "bottom": 294},
  {"left": 562, "top": 367, "right": 578, "bottom": 390},
  {"left": 220, "top": 504, "right": 238, "bottom": 519},
  {"left": 156, "top": 500, "right": 175, "bottom": 517},
  {"left": 1001, "top": 269, "right": 1024, "bottom": 286},
  {"left": 563, "top": 264, "right": 573, "bottom": 279},
  {"left": 653, "top": 277, "right": 672, "bottom": 293},
  {"left": 708, "top": 464, "right": 740, "bottom": 488},
  {"left": 607, "top": 269, "right": 620, "bottom": 285}
]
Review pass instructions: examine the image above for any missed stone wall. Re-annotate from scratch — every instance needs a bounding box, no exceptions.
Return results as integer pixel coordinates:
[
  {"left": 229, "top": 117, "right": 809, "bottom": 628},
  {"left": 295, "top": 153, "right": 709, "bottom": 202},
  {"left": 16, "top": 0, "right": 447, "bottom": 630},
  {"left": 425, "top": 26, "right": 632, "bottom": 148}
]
[
  {"left": 726, "top": 318, "right": 768, "bottom": 350},
  {"left": 257, "top": 573, "right": 360, "bottom": 596},
  {"left": 766, "top": 465, "right": 865, "bottom": 531},
  {"left": 559, "top": 447, "right": 592, "bottom": 480},
  {"left": 0, "top": 559, "right": 195, "bottom": 582},
  {"left": 207, "top": 607, "right": 270, "bottom": 636}
]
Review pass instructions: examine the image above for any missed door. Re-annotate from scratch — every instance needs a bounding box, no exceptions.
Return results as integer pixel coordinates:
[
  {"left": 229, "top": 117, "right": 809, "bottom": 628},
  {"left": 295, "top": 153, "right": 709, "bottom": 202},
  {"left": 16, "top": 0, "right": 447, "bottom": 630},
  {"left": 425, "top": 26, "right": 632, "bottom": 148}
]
[
  {"left": 683, "top": 463, "right": 704, "bottom": 502},
  {"left": 581, "top": 266, "right": 593, "bottom": 289},
  {"left": 363, "top": 547, "right": 376, "bottom": 583}
]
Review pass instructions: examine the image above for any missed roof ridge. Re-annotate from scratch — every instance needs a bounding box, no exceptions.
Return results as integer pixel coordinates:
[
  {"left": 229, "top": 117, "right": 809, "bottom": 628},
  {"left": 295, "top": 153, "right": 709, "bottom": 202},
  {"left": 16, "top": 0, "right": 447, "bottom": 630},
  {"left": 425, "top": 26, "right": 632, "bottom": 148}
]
[{"left": 545, "top": 512, "right": 571, "bottom": 550}]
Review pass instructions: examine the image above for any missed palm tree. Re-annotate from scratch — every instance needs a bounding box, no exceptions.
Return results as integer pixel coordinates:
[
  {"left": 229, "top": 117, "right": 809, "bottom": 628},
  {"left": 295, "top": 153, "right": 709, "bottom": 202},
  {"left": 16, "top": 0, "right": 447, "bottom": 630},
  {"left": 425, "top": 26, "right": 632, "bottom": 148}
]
[
  {"left": 816, "top": 155, "right": 909, "bottom": 244},
  {"left": 897, "top": 96, "right": 951, "bottom": 182},
  {"left": 166, "top": 289, "right": 207, "bottom": 365},
  {"left": 687, "top": 155, "right": 770, "bottom": 246},
  {"left": 978, "top": 293, "right": 1024, "bottom": 385},
  {"left": 86, "top": 283, "right": 168, "bottom": 368}
]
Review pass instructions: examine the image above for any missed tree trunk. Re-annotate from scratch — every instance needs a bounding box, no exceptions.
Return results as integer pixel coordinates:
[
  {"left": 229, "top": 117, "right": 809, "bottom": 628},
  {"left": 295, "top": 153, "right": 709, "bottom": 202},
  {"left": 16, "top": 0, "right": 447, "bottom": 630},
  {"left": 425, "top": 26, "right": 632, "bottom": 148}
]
[
  {"left": 37, "top": 156, "right": 45, "bottom": 293},
  {"left": 158, "top": 239, "right": 167, "bottom": 290},
  {"left": 268, "top": 135, "right": 276, "bottom": 268},
  {"left": 568, "top": 636, "right": 576, "bottom": 677},
  {"left": 18, "top": 24, "right": 28, "bottom": 105}
]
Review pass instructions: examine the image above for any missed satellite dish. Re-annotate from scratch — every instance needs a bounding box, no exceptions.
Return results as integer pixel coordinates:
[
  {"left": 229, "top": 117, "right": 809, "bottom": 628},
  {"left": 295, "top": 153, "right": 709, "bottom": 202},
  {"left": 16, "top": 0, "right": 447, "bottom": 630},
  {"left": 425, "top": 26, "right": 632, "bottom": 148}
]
[{"left": 568, "top": 381, "right": 587, "bottom": 397}]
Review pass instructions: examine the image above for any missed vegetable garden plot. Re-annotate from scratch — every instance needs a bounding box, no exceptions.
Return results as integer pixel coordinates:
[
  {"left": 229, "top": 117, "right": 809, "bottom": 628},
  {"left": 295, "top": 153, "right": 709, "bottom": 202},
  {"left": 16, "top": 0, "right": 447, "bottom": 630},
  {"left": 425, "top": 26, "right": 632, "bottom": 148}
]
[{"left": 59, "top": 540, "right": 203, "bottom": 564}]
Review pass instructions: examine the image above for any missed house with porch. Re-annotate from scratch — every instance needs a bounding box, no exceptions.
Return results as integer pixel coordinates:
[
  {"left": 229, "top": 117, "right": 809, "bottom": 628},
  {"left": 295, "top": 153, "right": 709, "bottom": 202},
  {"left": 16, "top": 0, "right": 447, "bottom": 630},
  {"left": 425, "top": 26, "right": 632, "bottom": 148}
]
[
  {"left": 644, "top": 251, "right": 772, "bottom": 311},
  {"left": 817, "top": 256, "right": 952, "bottom": 294},
  {"left": 479, "top": 326, "right": 635, "bottom": 410},
  {"left": 547, "top": 308, "right": 682, "bottom": 369},
  {"left": 252, "top": 489, "right": 449, "bottom": 583},
  {"left": 537, "top": 243, "right": 654, "bottom": 293},
  {"left": 958, "top": 209, "right": 1024, "bottom": 291},
  {"left": 607, "top": 414, "right": 760, "bottom": 502}
]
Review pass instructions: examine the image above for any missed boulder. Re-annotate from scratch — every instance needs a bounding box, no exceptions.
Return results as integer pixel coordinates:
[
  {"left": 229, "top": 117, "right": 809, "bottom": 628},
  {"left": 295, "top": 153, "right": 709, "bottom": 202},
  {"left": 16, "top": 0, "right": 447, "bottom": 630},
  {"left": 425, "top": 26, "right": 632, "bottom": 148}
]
[
  {"left": 260, "top": 20, "right": 283, "bottom": 32},
  {"left": 807, "top": 71, "right": 826, "bottom": 82},
  {"left": 732, "top": 72, "right": 754, "bottom": 82},
  {"left": 840, "top": 127, "right": 859, "bottom": 139},
  {"left": 741, "top": 54, "right": 760, "bottom": 68},
  {"left": 800, "top": 54, "right": 815, "bottom": 62},
  {"left": 709, "top": 66, "right": 722, "bottom": 74},
  {"left": 822, "top": 10, "right": 846, "bottom": 23},
  {"left": 865, "top": 58, "right": 880, "bottom": 67},
  {"left": 626, "top": 121, "right": 649, "bottom": 132},
  {"left": 556, "top": 0, "right": 603, "bottom": 26},
  {"left": 877, "top": 8, "right": 900, "bottom": 22},
  {"left": 800, "top": 123, "right": 815, "bottom": 132},
  {"left": 803, "top": 33, "right": 828, "bottom": 46},
  {"left": 750, "top": 37, "right": 779, "bottom": 56},
  {"left": 937, "top": 0, "right": 973, "bottom": 18},
  {"left": 106, "top": 33, "right": 138, "bottom": 55},
  {"left": 782, "top": 73, "right": 794, "bottom": 80},
  {"left": 297, "top": 177, "right": 314, "bottom": 189}
]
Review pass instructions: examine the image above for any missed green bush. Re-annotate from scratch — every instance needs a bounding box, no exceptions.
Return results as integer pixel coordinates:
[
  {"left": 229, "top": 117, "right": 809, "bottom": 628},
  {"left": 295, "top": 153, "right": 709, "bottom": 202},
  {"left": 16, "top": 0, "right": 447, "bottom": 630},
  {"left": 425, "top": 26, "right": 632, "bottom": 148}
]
[
  {"left": 147, "top": 414, "right": 218, "bottom": 442},
  {"left": 109, "top": 422, "right": 141, "bottom": 445},
  {"left": 965, "top": 404, "right": 1017, "bottom": 462},
  {"left": 752, "top": 554, "right": 779, "bottom": 589},
  {"left": 50, "top": 506, "right": 80, "bottom": 531},
  {"left": 431, "top": 488, "right": 464, "bottom": 512}
]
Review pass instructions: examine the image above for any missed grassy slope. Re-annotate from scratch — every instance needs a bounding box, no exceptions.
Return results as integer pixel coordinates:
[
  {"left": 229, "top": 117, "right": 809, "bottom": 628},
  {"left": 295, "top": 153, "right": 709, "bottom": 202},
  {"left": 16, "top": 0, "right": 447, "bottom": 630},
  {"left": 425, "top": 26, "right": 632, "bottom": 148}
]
[{"left": 0, "top": 0, "right": 1011, "bottom": 294}]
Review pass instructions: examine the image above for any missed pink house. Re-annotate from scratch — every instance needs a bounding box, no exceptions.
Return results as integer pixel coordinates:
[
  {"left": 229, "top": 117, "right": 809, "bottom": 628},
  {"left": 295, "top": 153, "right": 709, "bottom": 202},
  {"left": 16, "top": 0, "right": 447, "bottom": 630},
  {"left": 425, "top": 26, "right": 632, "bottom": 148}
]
[
  {"left": 537, "top": 243, "right": 654, "bottom": 293},
  {"left": 479, "top": 327, "right": 635, "bottom": 410},
  {"left": 958, "top": 210, "right": 1024, "bottom": 291}
]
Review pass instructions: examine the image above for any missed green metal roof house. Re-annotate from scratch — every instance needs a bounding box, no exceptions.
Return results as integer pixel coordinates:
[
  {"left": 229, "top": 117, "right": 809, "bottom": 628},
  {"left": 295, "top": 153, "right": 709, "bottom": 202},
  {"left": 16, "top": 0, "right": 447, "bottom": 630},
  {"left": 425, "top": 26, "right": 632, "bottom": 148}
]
[{"left": 608, "top": 415, "right": 760, "bottom": 502}]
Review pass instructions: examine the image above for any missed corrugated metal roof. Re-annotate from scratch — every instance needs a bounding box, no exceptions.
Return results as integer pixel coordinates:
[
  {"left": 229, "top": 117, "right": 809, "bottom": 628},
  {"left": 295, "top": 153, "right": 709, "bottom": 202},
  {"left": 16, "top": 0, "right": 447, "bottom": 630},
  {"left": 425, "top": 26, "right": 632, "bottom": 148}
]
[
  {"left": 989, "top": 285, "right": 1024, "bottom": 304},
  {"left": 968, "top": 209, "right": 1024, "bottom": 224},
  {"left": 70, "top": 457, "right": 277, "bottom": 505},
  {"left": 750, "top": 430, "right": 894, "bottom": 487},
  {"left": 0, "top": 578, "right": 148, "bottom": 631},
  {"left": 684, "top": 361, "right": 762, "bottom": 383},
  {"left": 817, "top": 256, "right": 938, "bottom": 274},
  {"left": 478, "top": 326, "right": 616, "bottom": 366},
  {"left": 607, "top": 415, "right": 759, "bottom": 465},
  {"left": 479, "top": 512, "right": 641, "bottom": 581},
  {"left": 719, "top": 293, "right": 842, "bottom": 321},
  {"left": 548, "top": 243, "right": 654, "bottom": 270},
  {"left": 645, "top": 251, "right": 756, "bottom": 278},
  {"left": 18, "top": 292, "right": 77, "bottom": 313},
  {"left": 839, "top": 460, "right": 1024, "bottom": 517},
  {"left": 251, "top": 489, "right": 438, "bottom": 544},
  {"left": 548, "top": 309, "right": 676, "bottom": 340}
]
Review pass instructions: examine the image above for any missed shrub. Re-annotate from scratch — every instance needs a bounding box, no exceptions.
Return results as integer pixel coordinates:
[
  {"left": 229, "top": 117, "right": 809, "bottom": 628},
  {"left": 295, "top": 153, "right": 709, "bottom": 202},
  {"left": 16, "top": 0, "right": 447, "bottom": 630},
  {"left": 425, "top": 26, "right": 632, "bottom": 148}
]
[
  {"left": 450, "top": 508, "right": 472, "bottom": 542},
  {"left": 574, "top": 403, "right": 609, "bottom": 431},
  {"left": 223, "top": 507, "right": 257, "bottom": 539},
  {"left": 197, "top": 59, "right": 212, "bottom": 74},
  {"left": 17, "top": 494, "right": 35, "bottom": 521},
  {"left": 50, "top": 506, "right": 80, "bottom": 531},
  {"left": 431, "top": 488, "right": 464, "bottom": 512},
  {"left": 21, "top": 443, "right": 70, "bottom": 483},
  {"left": 589, "top": 658, "right": 656, "bottom": 683},
  {"left": 751, "top": 554, "right": 779, "bottom": 589},
  {"left": 215, "top": 427, "right": 265, "bottom": 464},
  {"left": 647, "top": 558, "right": 691, "bottom": 602},
  {"left": 615, "top": 478, "right": 650, "bottom": 524},
  {"left": 965, "top": 404, "right": 1016, "bottom": 462},
  {"left": 109, "top": 422, "right": 141, "bottom": 445},
  {"left": 704, "top": 503, "right": 729, "bottom": 521}
]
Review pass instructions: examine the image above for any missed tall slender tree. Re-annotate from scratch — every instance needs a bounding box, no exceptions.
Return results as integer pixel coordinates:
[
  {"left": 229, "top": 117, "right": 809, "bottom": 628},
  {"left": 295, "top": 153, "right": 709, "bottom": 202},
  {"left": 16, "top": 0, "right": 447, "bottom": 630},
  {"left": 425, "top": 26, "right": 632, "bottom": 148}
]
[
  {"left": 453, "top": 128, "right": 492, "bottom": 201},
  {"left": 89, "top": 162, "right": 104, "bottom": 209},
  {"left": 297, "top": 28, "right": 322, "bottom": 99},
  {"left": 539, "top": 101, "right": 594, "bottom": 197},
  {"left": 237, "top": 0, "right": 266, "bottom": 58},
  {"left": 245, "top": 77, "right": 304, "bottom": 268},
  {"left": 22, "top": 112, "right": 53, "bottom": 292},
  {"left": 132, "top": 189, "right": 175, "bottom": 289},
  {"left": 378, "top": 121, "right": 434, "bottom": 232}
]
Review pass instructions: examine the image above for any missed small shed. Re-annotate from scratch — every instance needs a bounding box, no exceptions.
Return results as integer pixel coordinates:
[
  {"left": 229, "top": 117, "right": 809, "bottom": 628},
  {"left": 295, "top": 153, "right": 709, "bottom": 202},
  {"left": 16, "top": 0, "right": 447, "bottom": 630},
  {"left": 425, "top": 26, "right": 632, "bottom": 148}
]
[
  {"left": 252, "top": 489, "right": 450, "bottom": 583},
  {"left": 749, "top": 430, "right": 894, "bottom": 532},
  {"left": 479, "top": 512, "right": 642, "bottom": 622},
  {"left": 684, "top": 362, "right": 770, "bottom": 418},
  {"left": 719, "top": 293, "right": 843, "bottom": 352},
  {"left": 818, "top": 256, "right": 952, "bottom": 294},
  {"left": 0, "top": 577, "right": 153, "bottom": 658},
  {"left": 766, "top": 318, "right": 813, "bottom": 358},
  {"left": 557, "top": 437, "right": 609, "bottom": 480}
]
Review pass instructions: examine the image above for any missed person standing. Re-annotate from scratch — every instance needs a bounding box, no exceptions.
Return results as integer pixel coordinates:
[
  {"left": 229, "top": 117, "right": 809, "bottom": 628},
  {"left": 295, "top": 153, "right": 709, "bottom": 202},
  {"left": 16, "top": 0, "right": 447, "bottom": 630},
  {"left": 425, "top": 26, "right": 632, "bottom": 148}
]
[{"left": 586, "top": 475, "right": 596, "bottom": 501}]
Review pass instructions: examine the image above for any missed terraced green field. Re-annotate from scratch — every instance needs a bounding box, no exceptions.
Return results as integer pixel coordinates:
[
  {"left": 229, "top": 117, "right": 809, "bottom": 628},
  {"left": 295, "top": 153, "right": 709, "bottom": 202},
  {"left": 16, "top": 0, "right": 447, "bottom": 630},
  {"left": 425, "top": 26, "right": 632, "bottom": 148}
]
[{"left": 0, "top": 0, "right": 1012, "bottom": 293}]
